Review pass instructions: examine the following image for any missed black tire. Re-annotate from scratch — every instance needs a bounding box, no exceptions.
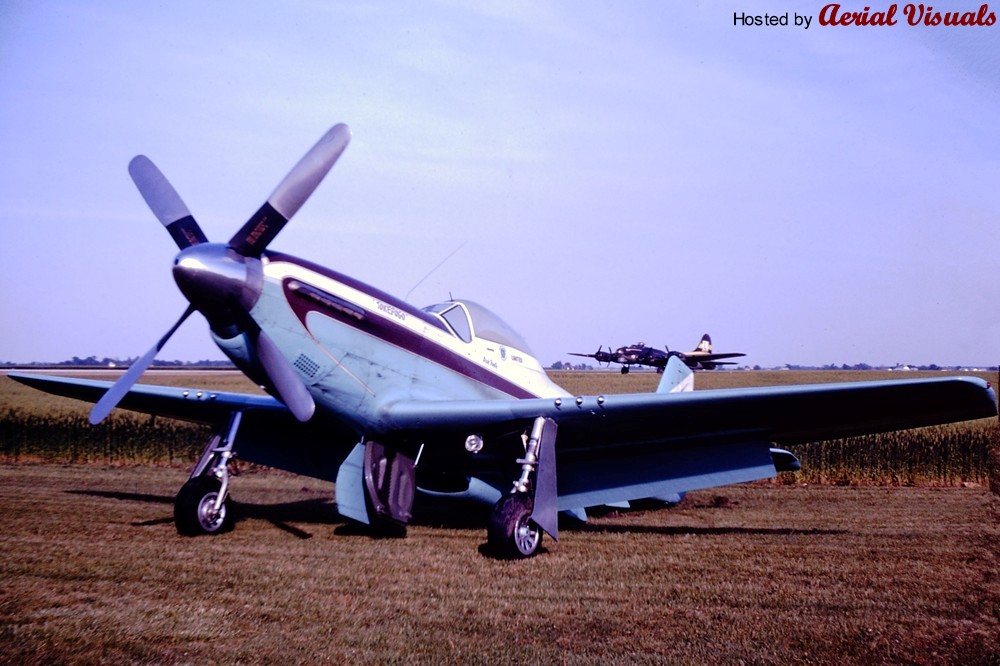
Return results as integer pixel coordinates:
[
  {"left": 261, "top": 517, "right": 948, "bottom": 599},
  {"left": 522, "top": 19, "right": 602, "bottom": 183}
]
[
  {"left": 175, "top": 476, "right": 233, "bottom": 536},
  {"left": 487, "top": 494, "right": 542, "bottom": 559}
]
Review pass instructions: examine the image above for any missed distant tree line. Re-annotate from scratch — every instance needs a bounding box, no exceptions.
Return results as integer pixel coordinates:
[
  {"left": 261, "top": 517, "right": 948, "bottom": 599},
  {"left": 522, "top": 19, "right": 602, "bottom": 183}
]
[
  {"left": 548, "top": 361, "right": 595, "bottom": 371},
  {"left": 2, "top": 356, "right": 234, "bottom": 368}
]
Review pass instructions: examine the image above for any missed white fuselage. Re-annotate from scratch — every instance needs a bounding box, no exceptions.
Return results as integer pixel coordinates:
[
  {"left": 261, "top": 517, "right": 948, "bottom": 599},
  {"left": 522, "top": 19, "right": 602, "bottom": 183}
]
[{"left": 214, "top": 252, "right": 569, "bottom": 434}]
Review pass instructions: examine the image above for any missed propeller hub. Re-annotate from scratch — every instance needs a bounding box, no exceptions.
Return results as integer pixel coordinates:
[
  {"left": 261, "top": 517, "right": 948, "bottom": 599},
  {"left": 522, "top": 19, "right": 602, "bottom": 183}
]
[{"left": 173, "top": 243, "right": 262, "bottom": 320}]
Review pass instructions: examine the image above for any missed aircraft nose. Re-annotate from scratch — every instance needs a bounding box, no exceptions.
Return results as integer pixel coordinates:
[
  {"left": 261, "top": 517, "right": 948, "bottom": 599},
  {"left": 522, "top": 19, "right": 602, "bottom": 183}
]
[{"left": 172, "top": 243, "right": 262, "bottom": 317}]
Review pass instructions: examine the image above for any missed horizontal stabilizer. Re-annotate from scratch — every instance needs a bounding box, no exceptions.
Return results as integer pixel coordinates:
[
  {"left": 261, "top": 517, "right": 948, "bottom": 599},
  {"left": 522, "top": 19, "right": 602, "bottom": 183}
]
[{"left": 769, "top": 447, "right": 801, "bottom": 472}]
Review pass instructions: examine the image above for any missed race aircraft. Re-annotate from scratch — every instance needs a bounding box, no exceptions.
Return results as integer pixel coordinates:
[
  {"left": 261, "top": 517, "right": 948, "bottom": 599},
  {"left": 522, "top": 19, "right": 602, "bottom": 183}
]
[
  {"left": 11, "top": 123, "right": 997, "bottom": 558},
  {"left": 570, "top": 335, "right": 745, "bottom": 374}
]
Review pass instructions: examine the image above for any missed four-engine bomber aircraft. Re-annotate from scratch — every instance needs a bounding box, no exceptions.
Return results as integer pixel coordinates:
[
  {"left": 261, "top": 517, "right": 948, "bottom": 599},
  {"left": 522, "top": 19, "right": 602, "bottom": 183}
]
[
  {"left": 571, "top": 335, "right": 745, "bottom": 374},
  {"left": 11, "top": 123, "right": 998, "bottom": 558}
]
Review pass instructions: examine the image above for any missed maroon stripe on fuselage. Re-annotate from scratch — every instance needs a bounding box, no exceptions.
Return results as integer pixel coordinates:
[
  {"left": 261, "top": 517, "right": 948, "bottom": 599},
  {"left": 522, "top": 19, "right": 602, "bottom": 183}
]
[
  {"left": 270, "top": 253, "right": 538, "bottom": 399},
  {"left": 268, "top": 251, "right": 448, "bottom": 332}
]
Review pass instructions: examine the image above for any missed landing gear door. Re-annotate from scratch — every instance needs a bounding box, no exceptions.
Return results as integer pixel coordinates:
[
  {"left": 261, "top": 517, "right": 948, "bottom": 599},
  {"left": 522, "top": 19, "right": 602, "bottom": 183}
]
[
  {"left": 363, "top": 440, "right": 415, "bottom": 524},
  {"left": 530, "top": 417, "right": 558, "bottom": 540},
  {"left": 335, "top": 440, "right": 416, "bottom": 527}
]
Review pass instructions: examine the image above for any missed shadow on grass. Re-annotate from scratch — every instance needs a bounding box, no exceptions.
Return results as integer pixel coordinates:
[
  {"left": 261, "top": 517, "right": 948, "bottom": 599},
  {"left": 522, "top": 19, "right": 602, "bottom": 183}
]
[
  {"left": 66, "top": 489, "right": 345, "bottom": 539},
  {"left": 574, "top": 523, "right": 848, "bottom": 537},
  {"left": 66, "top": 489, "right": 843, "bottom": 542}
]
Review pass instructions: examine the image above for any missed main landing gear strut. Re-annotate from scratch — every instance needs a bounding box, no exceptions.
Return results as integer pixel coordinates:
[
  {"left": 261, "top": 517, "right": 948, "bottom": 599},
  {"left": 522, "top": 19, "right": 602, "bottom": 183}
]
[
  {"left": 487, "top": 417, "right": 558, "bottom": 559},
  {"left": 174, "top": 411, "right": 242, "bottom": 535}
]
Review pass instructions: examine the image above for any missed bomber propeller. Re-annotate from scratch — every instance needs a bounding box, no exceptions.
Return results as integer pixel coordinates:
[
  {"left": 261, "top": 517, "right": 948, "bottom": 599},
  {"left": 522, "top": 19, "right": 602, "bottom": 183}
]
[
  {"left": 89, "top": 124, "right": 352, "bottom": 425},
  {"left": 568, "top": 345, "right": 615, "bottom": 367}
]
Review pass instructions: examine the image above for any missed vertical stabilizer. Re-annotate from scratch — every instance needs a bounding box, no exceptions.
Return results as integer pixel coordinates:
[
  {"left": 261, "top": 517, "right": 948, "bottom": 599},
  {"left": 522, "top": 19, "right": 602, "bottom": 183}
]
[{"left": 656, "top": 355, "right": 694, "bottom": 393}]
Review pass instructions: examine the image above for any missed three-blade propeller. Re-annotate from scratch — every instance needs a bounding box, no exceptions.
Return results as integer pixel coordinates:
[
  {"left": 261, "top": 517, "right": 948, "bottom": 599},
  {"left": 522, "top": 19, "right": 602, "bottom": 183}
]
[{"left": 89, "top": 124, "right": 351, "bottom": 425}]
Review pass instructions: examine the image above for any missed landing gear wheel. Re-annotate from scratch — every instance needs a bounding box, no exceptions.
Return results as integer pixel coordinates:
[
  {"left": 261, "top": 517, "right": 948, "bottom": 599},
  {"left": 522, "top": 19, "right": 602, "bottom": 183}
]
[
  {"left": 175, "top": 476, "right": 233, "bottom": 536},
  {"left": 487, "top": 494, "right": 542, "bottom": 559},
  {"left": 621, "top": 366, "right": 629, "bottom": 375}
]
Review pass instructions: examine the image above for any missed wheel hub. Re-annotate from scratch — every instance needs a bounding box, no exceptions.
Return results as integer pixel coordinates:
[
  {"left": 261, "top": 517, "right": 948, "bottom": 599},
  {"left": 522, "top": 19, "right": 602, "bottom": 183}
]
[{"left": 196, "top": 492, "right": 227, "bottom": 532}]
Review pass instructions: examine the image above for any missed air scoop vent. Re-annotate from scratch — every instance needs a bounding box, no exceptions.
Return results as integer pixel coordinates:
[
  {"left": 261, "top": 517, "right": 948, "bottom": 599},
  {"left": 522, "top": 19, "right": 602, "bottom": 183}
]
[
  {"left": 293, "top": 353, "right": 321, "bottom": 378},
  {"left": 286, "top": 280, "right": 365, "bottom": 321}
]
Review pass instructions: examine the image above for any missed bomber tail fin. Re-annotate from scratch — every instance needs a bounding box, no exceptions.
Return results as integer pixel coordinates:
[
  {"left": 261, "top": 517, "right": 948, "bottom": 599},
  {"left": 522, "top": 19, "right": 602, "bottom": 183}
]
[{"left": 693, "top": 334, "right": 712, "bottom": 354}]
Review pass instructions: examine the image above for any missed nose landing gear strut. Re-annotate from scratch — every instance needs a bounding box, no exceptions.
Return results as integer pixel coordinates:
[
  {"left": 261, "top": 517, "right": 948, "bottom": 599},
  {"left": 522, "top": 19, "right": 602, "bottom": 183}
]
[{"left": 174, "top": 411, "right": 242, "bottom": 536}]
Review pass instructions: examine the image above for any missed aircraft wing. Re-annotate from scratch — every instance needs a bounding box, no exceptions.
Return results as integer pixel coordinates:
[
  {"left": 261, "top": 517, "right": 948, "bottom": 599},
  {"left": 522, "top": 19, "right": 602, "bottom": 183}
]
[
  {"left": 9, "top": 372, "right": 362, "bottom": 481},
  {"left": 13, "top": 372, "right": 997, "bottom": 511},
  {"left": 683, "top": 352, "right": 745, "bottom": 362},
  {"left": 380, "top": 376, "right": 997, "bottom": 508},
  {"left": 8, "top": 373, "right": 287, "bottom": 424}
]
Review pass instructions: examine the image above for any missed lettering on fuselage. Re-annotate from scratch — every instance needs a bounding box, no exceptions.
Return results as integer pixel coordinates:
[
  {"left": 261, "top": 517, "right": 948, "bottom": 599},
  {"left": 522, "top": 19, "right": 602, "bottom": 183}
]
[{"left": 376, "top": 300, "right": 407, "bottom": 321}]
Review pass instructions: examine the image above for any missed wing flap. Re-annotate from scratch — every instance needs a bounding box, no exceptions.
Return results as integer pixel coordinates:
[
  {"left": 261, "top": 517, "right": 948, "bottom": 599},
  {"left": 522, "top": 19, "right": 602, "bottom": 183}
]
[{"left": 558, "top": 439, "right": 775, "bottom": 509}]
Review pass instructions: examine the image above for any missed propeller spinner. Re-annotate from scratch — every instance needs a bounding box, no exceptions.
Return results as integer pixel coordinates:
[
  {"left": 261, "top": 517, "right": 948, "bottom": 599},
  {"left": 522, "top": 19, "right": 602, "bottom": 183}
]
[{"left": 89, "top": 124, "right": 352, "bottom": 424}]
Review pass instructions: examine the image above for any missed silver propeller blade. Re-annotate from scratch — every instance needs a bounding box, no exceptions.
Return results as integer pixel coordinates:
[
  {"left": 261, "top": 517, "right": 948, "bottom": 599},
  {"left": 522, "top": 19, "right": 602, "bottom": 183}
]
[
  {"left": 89, "top": 305, "right": 196, "bottom": 425},
  {"left": 229, "top": 123, "right": 351, "bottom": 257},
  {"left": 129, "top": 156, "right": 208, "bottom": 249},
  {"left": 255, "top": 329, "right": 316, "bottom": 422}
]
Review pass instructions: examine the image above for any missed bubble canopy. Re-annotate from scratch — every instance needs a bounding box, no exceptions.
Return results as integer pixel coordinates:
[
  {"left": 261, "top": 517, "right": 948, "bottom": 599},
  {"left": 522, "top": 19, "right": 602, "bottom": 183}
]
[{"left": 422, "top": 300, "right": 533, "bottom": 353}]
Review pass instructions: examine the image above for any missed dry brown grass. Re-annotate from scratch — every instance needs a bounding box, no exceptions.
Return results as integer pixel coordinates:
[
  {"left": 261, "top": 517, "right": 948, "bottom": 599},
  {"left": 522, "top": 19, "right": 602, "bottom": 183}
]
[
  {"left": 548, "top": 368, "right": 998, "bottom": 395},
  {"left": 1, "top": 464, "right": 997, "bottom": 664},
  {"left": 0, "top": 372, "right": 258, "bottom": 465}
]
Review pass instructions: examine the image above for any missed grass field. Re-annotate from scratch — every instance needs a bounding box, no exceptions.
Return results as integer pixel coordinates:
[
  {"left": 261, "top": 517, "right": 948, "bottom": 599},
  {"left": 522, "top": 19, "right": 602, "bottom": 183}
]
[
  {"left": 1, "top": 464, "right": 997, "bottom": 663},
  {"left": 1, "top": 369, "right": 998, "bottom": 661}
]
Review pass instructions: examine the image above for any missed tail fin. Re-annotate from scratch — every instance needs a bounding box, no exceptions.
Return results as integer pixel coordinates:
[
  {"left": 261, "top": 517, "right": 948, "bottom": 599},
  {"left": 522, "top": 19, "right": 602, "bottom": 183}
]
[
  {"left": 656, "top": 355, "right": 694, "bottom": 393},
  {"left": 693, "top": 334, "right": 712, "bottom": 354}
]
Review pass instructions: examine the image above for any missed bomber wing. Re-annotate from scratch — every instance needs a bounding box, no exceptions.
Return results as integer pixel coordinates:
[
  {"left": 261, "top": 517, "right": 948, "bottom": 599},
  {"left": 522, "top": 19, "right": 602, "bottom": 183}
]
[
  {"left": 684, "top": 351, "right": 746, "bottom": 362},
  {"left": 378, "top": 375, "right": 997, "bottom": 508}
]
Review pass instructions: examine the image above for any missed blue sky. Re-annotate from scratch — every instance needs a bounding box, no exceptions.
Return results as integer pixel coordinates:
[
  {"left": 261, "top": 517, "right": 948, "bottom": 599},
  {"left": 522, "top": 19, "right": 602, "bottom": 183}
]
[{"left": 2, "top": 1, "right": 999, "bottom": 368}]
